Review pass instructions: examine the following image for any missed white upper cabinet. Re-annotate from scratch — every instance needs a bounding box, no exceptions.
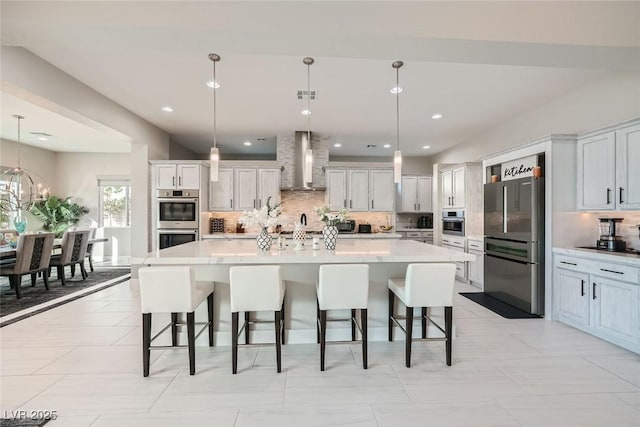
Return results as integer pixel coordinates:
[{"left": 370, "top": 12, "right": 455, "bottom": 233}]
[
  {"left": 155, "top": 163, "right": 201, "bottom": 189},
  {"left": 326, "top": 170, "right": 347, "bottom": 210},
  {"left": 441, "top": 166, "right": 465, "bottom": 209},
  {"left": 257, "top": 168, "right": 281, "bottom": 208},
  {"left": 615, "top": 124, "right": 640, "bottom": 210},
  {"left": 369, "top": 170, "right": 394, "bottom": 212},
  {"left": 400, "top": 176, "right": 432, "bottom": 212},
  {"left": 578, "top": 123, "right": 640, "bottom": 211},
  {"left": 209, "top": 168, "right": 234, "bottom": 211},
  {"left": 234, "top": 168, "right": 258, "bottom": 211},
  {"left": 348, "top": 170, "right": 369, "bottom": 212}
]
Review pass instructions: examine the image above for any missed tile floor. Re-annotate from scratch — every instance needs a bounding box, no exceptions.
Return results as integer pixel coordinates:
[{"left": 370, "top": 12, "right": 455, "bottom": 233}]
[{"left": 1, "top": 279, "right": 639, "bottom": 426}]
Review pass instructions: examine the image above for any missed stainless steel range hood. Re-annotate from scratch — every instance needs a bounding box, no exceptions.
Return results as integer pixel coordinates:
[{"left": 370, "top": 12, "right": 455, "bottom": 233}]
[{"left": 285, "top": 131, "right": 323, "bottom": 191}]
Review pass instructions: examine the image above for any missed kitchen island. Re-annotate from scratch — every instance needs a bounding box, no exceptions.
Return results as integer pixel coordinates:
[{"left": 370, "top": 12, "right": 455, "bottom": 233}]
[
  {"left": 201, "top": 232, "right": 402, "bottom": 240},
  {"left": 133, "top": 239, "right": 474, "bottom": 345}
]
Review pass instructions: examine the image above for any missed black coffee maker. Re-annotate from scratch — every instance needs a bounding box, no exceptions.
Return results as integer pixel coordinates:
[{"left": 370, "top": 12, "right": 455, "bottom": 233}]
[
  {"left": 417, "top": 214, "right": 433, "bottom": 229},
  {"left": 597, "top": 218, "right": 626, "bottom": 252}
]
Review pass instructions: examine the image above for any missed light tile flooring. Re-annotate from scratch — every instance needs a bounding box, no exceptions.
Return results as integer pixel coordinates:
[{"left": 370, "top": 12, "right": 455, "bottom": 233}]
[{"left": 1, "top": 279, "right": 639, "bottom": 426}]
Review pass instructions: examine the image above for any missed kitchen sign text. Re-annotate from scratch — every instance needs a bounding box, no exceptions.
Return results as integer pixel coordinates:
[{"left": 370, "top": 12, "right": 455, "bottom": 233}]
[{"left": 501, "top": 155, "right": 538, "bottom": 181}]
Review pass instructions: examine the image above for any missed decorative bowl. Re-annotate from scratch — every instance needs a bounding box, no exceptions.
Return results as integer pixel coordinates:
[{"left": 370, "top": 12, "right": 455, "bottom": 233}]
[{"left": 379, "top": 225, "right": 393, "bottom": 232}]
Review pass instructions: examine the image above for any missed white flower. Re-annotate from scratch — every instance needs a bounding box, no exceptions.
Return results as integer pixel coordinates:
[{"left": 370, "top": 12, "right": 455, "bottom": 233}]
[
  {"left": 239, "top": 203, "right": 282, "bottom": 229},
  {"left": 314, "top": 205, "right": 349, "bottom": 226}
]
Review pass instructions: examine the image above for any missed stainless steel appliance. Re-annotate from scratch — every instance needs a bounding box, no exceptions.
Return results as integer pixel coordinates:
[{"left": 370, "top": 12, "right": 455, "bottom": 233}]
[
  {"left": 157, "top": 190, "right": 199, "bottom": 229},
  {"left": 417, "top": 214, "right": 433, "bottom": 229},
  {"left": 442, "top": 210, "right": 464, "bottom": 236},
  {"left": 157, "top": 229, "right": 199, "bottom": 250},
  {"left": 336, "top": 220, "right": 356, "bottom": 233},
  {"left": 596, "top": 218, "right": 627, "bottom": 252},
  {"left": 484, "top": 176, "right": 544, "bottom": 315}
]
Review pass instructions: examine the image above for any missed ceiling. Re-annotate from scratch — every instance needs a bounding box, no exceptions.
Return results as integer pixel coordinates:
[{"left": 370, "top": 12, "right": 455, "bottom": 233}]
[{"left": 1, "top": 1, "right": 639, "bottom": 157}]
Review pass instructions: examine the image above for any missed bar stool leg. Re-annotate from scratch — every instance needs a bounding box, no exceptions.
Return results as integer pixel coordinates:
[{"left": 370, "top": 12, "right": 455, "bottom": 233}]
[
  {"left": 421, "top": 307, "right": 427, "bottom": 339},
  {"left": 388, "top": 289, "right": 394, "bottom": 342},
  {"left": 351, "top": 309, "right": 357, "bottom": 341},
  {"left": 275, "top": 310, "right": 282, "bottom": 373},
  {"left": 281, "top": 297, "right": 286, "bottom": 345},
  {"left": 445, "top": 306, "right": 453, "bottom": 366},
  {"left": 142, "top": 313, "right": 151, "bottom": 377},
  {"left": 171, "top": 313, "right": 178, "bottom": 346},
  {"left": 405, "top": 306, "right": 413, "bottom": 368},
  {"left": 244, "top": 312, "right": 250, "bottom": 344},
  {"left": 320, "top": 309, "right": 327, "bottom": 371},
  {"left": 361, "top": 308, "right": 368, "bottom": 369},
  {"left": 187, "top": 312, "right": 196, "bottom": 375},
  {"left": 316, "top": 299, "right": 320, "bottom": 344},
  {"left": 207, "top": 293, "right": 214, "bottom": 347},
  {"left": 232, "top": 312, "right": 239, "bottom": 374}
]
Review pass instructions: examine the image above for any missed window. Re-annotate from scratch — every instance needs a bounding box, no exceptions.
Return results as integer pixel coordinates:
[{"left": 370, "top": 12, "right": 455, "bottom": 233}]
[{"left": 98, "top": 176, "right": 131, "bottom": 227}]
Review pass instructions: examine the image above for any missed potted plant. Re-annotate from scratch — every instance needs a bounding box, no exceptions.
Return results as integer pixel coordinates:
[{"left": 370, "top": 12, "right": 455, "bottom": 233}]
[{"left": 29, "top": 195, "right": 89, "bottom": 238}]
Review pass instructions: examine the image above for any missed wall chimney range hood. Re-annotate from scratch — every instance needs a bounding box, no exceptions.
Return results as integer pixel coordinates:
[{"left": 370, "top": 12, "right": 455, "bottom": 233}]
[{"left": 287, "top": 131, "right": 321, "bottom": 191}]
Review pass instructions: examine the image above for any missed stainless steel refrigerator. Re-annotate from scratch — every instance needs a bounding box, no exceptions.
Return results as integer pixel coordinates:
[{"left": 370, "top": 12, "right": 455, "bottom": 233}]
[{"left": 484, "top": 177, "right": 544, "bottom": 315}]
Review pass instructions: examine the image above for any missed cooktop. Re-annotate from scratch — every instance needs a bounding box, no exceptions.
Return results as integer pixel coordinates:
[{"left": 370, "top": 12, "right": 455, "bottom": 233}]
[{"left": 577, "top": 246, "right": 640, "bottom": 256}]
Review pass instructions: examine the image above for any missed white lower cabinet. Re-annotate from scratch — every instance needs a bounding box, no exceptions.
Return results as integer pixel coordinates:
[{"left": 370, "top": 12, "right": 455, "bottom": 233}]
[{"left": 553, "top": 253, "right": 639, "bottom": 354}]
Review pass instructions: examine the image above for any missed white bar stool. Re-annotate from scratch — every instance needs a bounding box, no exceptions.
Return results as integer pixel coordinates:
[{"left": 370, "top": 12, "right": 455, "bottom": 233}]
[
  {"left": 230, "top": 265, "right": 285, "bottom": 374},
  {"left": 388, "top": 263, "right": 456, "bottom": 367},
  {"left": 317, "top": 264, "right": 369, "bottom": 371},
  {"left": 139, "top": 266, "right": 215, "bottom": 376}
]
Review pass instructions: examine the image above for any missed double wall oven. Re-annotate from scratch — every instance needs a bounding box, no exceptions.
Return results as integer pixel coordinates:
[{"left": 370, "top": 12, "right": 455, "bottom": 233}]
[{"left": 156, "top": 190, "right": 199, "bottom": 249}]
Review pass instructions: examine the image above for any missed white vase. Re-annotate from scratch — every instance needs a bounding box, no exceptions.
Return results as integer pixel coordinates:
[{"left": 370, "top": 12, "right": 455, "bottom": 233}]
[
  {"left": 256, "top": 227, "right": 272, "bottom": 251},
  {"left": 322, "top": 225, "right": 339, "bottom": 250}
]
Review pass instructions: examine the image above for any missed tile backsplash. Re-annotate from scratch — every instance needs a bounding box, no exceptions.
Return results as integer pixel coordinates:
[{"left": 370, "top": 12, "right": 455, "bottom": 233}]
[{"left": 553, "top": 211, "right": 640, "bottom": 250}]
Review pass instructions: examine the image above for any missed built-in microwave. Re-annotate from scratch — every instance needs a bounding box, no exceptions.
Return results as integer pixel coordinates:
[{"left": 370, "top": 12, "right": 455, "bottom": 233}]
[
  {"left": 157, "top": 229, "right": 199, "bottom": 250},
  {"left": 442, "top": 210, "right": 465, "bottom": 236},
  {"left": 157, "top": 190, "right": 199, "bottom": 229}
]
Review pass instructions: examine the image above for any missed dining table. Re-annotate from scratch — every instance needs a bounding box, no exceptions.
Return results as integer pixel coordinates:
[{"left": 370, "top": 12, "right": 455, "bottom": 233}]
[{"left": 0, "top": 237, "right": 109, "bottom": 262}]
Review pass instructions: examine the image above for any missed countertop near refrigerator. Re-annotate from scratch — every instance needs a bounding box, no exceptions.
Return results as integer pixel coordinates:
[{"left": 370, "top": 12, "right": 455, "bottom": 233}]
[
  {"left": 553, "top": 247, "right": 640, "bottom": 267},
  {"left": 202, "top": 233, "right": 402, "bottom": 240},
  {"left": 396, "top": 228, "right": 433, "bottom": 232}
]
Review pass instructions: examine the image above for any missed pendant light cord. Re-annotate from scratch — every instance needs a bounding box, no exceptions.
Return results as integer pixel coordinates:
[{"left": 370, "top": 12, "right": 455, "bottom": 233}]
[
  {"left": 212, "top": 59, "right": 217, "bottom": 149},
  {"left": 307, "top": 62, "right": 311, "bottom": 145},
  {"left": 396, "top": 66, "right": 400, "bottom": 151},
  {"left": 17, "top": 116, "right": 22, "bottom": 169}
]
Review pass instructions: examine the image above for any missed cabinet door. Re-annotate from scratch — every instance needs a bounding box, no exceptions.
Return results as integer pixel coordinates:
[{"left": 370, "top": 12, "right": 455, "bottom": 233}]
[
  {"left": 177, "top": 164, "right": 200, "bottom": 189},
  {"left": 257, "top": 168, "right": 281, "bottom": 208},
  {"left": 577, "top": 132, "right": 616, "bottom": 210},
  {"left": 234, "top": 168, "right": 257, "bottom": 211},
  {"left": 441, "top": 169, "right": 453, "bottom": 208},
  {"left": 326, "top": 170, "right": 347, "bottom": 209},
  {"left": 416, "top": 176, "right": 432, "bottom": 212},
  {"left": 369, "top": 170, "right": 394, "bottom": 212},
  {"left": 555, "top": 268, "right": 590, "bottom": 327},
  {"left": 348, "top": 170, "right": 369, "bottom": 212},
  {"left": 615, "top": 124, "right": 640, "bottom": 210},
  {"left": 591, "top": 277, "right": 639, "bottom": 344},
  {"left": 467, "top": 250, "right": 483, "bottom": 288},
  {"left": 452, "top": 166, "right": 465, "bottom": 209},
  {"left": 400, "top": 176, "right": 417, "bottom": 212},
  {"left": 156, "top": 164, "right": 177, "bottom": 189},
  {"left": 209, "top": 168, "right": 234, "bottom": 211}
]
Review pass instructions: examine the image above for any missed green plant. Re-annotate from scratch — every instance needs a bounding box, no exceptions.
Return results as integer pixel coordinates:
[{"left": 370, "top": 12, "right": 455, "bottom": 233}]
[{"left": 29, "top": 195, "right": 89, "bottom": 237}]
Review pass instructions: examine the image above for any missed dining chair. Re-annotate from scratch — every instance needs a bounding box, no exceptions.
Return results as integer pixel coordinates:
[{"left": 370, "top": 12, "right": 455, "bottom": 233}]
[
  {"left": 0, "top": 232, "right": 55, "bottom": 298},
  {"left": 49, "top": 229, "right": 91, "bottom": 286}
]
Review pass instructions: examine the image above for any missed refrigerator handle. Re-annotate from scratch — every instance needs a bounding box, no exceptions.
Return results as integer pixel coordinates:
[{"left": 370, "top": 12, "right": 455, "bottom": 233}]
[{"left": 503, "top": 185, "right": 508, "bottom": 233}]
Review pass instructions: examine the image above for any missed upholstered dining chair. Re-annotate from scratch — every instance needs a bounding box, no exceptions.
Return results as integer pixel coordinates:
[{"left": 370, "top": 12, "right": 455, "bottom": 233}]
[
  {"left": 0, "top": 232, "right": 55, "bottom": 298},
  {"left": 49, "top": 229, "right": 91, "bottom": 286}
]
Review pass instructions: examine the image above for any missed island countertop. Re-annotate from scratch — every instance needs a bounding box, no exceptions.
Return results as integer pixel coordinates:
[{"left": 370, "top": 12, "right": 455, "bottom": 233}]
[
  {"left": 133, "top": 238, "right": 475, "bottom": 265},
  {"left": 201, "top": 232, "right": 402, "bottom": 240}
]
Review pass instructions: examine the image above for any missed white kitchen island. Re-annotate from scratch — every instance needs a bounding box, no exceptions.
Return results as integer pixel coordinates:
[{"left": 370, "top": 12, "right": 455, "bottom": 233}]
[{"left": 133, "top": 239, "right": 474, "bottom": 345}]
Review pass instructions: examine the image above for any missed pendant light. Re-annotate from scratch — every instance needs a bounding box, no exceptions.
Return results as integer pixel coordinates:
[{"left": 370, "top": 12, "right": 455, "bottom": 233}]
[
  {"left": 208, "top": 53, "right": 221, "bottom": 182},
  {"left": 303, "top": 57, "right": 314, "bottom": 185},
  {"left": 392, "top": 60, "right": 403, "bottom": 184}
]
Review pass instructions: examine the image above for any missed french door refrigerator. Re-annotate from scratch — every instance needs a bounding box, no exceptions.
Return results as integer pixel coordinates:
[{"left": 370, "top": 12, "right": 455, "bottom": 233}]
[{"left": 484, "top": 176, "right": 544, "bottom": 315}]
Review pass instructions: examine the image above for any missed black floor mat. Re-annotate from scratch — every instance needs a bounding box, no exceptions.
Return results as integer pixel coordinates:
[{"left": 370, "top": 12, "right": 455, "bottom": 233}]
[{"left": 459, "top": 292, "right": 542, "bottom": 319}]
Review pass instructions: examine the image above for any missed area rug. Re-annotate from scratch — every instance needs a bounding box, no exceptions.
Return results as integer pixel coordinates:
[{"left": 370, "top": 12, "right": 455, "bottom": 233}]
[
  {"left": 0, "top": 417, "right": 50, "bottom": 426},
  {"left": 459, "top": 292, "right": 542, "bottom": 319},
  {"left": 0, "top": 267, "right": 130, "bottom": 326}
]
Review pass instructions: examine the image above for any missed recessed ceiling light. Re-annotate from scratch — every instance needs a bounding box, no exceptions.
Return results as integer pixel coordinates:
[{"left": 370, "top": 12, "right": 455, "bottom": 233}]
[
  {"left": 431, "top": 113, "right": 443, "bottom": 119},
  {"left": 367, "top": 144, "right": 377, "bottom": 149},
  {"left": 206, "top": 81, "right": 221, "bottom": 89},
  {"left": 257, "top": 137, "right": 266, "bottom": 143},
  {"left": 161, "top": 106, "right": 174, "bottom": 112},
  {"left": 422, "top": 145, "right": 431, "bottom": 149},
  {"left": 390, "top": 86, "right": 403, "bottom": 94},
  {"left": 383, "top": 144, "right": 391, "bottom": 148},
  {"left": 37, "top": 136, "right": 48, "bottom": 141},
  {"left": 301, "top": 109, "right": 311, "bottom": 116},
  {"left": 334, "top": 143, "right": 342, "bottom": 148},
  {"left": 243, "top": 141, "right": 252, "bottom": 146}
]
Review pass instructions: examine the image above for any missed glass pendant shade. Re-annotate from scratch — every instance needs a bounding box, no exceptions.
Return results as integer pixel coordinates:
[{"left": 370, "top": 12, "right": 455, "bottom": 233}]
[
  {"left": 393, "top": 150, "right": 402, "bottom": 183},
  {"left": 209, "top": 147, "right": 219, "bottom": 182}
]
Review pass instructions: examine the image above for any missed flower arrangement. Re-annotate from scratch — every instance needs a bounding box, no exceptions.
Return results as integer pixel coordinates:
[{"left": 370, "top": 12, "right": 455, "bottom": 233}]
[
  {"left": 315, "top": 205, "right": 349, "bottom": 226},
  {"left": 239, "top": 196, "right": 282, "bottom": 230}
]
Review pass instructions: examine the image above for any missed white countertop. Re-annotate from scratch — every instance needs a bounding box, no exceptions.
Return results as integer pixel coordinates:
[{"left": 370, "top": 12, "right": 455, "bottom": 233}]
[
  {"left": 202, "top": 233, "right": 402, "bottom": 240},
  {"left": 553, "top": 247, "right": 640, "bottom": 267},
  {"left": 134, "top": 238, "right": 475, "bottom": 265},
  {"left": 396, "top": 228, "right": 433, "bottom": 232},
  {"left": 466, "top": 236, "right": 484, "bottom": 242}
]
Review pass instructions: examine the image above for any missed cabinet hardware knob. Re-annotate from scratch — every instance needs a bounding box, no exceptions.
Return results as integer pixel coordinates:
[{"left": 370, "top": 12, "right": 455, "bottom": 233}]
[
  {"left": 619, "top": 187, "right": 624, "bottom": 204},
  {"left": 606, "top": 188, "right": 611, "bottom": 204},
  {"left": 581, "top": 279, "right": 585, "bottom": 297}
]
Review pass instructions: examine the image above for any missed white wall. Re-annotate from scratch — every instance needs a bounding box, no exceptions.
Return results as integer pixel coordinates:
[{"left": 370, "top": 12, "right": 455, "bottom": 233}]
[
  {"left": 432, "top": 72, "right": 640, "bottom": 163},
  {"left": 0, "top": 138, "right": 57, "bottom": 192}
]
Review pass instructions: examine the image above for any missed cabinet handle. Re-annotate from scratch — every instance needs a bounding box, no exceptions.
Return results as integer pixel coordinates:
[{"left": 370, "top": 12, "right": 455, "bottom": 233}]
[
  {"left": 451, "top": 196, "right": 454, "bottom": 206},
  {"left": 414, "top": 203, "right": 417, "bottom": 211},
  {"left": 259, "top": 199, "right": 262, "bottom": 208},
  {"left": 253, "top": 200, "right": 256, "bottom": 208},
  {"left": 418, "top": 203, "right": 420, "bottom": 211},
  {"left": 173, "top": 176, "right": 176, "bottom": 186},
  {"left": 581, "top": 279, "right": 585, "bottom": 297},
  {"left": 179, "top": 176, "right": 182, "bottom": 186},
  {"left": 619, "top": 187, "right": 624, "bottom": 204},
  {"left": 371, "top": 200, "right": 374, "bottom": 209},
  {"left": 350, "top": 200, "right": 352, "bottom": 209},
  {"left": 560, "top": 261, "right": 577, "bottom": 266},
  {"left": 606, "top": 188, "right": 611, "bottom": 204},
  {"left": 344, "top": 199, "right": 347, "bottom": 208},
  {"left": 230, "top": 199, "right": 233, "bottom": 209},
  {"left": 592, "top": 282, "right": 597, "bottom": 300},
  {"left": 600, "top": 268, "right": 623, "bottom": 275}
]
